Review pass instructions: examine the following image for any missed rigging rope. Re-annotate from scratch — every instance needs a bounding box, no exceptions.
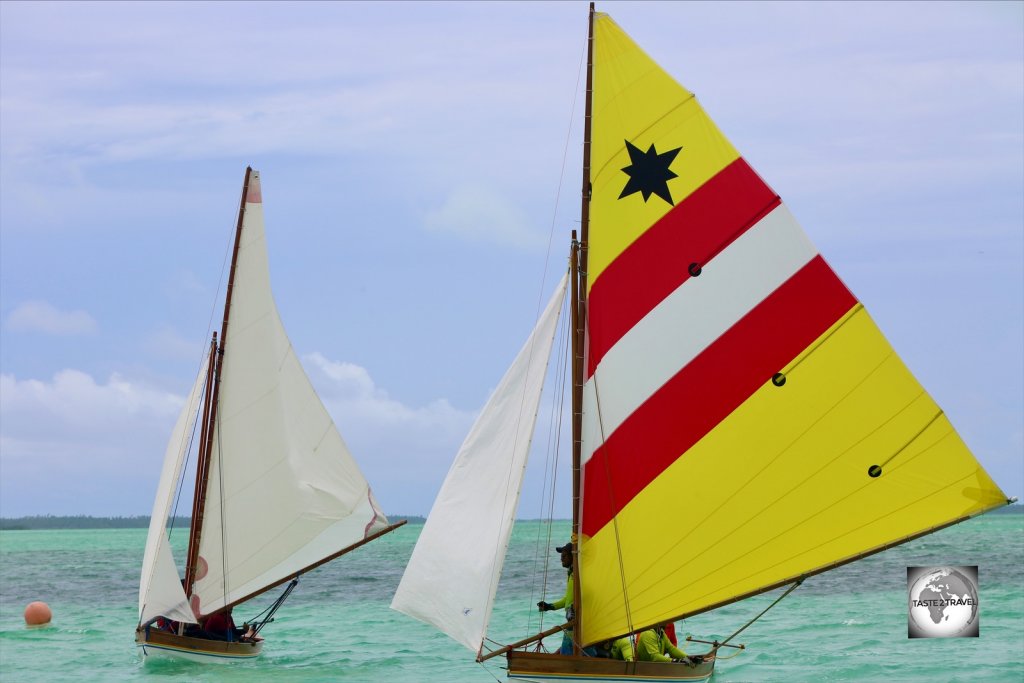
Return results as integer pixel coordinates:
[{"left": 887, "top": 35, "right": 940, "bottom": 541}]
[
  {"left": 523, "top": 28, "right": 589, "bottom": 647},
  {"left": 168, "top": 370, "right": 207, "bottom": 536},
  {"left": 529, "top": 290, "right": 571, "bottom": 638},
  {"left": 215, "top": 390, "right": 229, "bottom": 614},
  {"left": 246, "top": 578, "right": 299, "bottom": 636},
  {"left": 590, "top": 371, "right": 636, "bottom": 639},
  {"left": 717, "top": 579, "right": 803, "bottom": 650}
]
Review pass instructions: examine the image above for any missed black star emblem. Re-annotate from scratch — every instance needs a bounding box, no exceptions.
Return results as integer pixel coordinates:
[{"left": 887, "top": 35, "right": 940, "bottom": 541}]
[{"left": 618, "top": 140, "right": 682, "bottom": 205}]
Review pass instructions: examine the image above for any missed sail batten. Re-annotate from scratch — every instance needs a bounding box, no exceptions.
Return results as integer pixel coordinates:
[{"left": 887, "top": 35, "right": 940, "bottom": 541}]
[{"left": 576, "top": 11, "right": 1009, "bottom": 646}]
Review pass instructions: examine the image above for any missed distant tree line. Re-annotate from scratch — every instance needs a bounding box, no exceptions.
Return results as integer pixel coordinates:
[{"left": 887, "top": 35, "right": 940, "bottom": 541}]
[
  {"left": 0, "top": 514, "right": 429, "bottom": 530},
  {"left": 0, "top": 515, "right": 192, "bottom": 530}
]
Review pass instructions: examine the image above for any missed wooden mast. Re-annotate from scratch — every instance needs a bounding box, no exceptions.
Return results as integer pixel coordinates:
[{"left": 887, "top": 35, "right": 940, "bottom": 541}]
[
  {"left": 569, "top": 1, "right": 596, "bottom": 656},
  {"left": 184, "top": 332, "right": 217, "bottom": 594},
  {"left": 184, "top": 166, "right": 253, "bottom": 605}
]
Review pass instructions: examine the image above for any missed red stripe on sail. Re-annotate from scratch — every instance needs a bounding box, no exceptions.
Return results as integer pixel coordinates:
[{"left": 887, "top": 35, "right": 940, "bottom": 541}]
[
  {"left": 587, "top": 158, "right": 780, "bottom": 378},
  {"left": 581, "top": 256, "right": 857, "bottom": 537}
]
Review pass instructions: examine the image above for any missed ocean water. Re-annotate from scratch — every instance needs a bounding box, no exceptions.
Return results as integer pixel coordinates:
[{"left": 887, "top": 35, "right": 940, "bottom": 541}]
[{"left": 1, "top": 515, "right": 1021, "bottom": 682}]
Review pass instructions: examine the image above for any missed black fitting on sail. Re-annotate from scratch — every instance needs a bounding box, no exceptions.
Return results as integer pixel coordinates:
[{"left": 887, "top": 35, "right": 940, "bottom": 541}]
[
  {"left": 688, "top": 262, "right": 702, "bottom": 277},
  {"left": 868, "top": 465, "right": 882, "bottom": 478},
  {"left": 771, "top": 372, "right": 786, "bottom": 387}
]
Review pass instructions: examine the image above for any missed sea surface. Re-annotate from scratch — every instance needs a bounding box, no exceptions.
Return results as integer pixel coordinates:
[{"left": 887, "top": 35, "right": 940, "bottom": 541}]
[{"left": 1, "top": 515, "right": 1022, "bottom": 682}]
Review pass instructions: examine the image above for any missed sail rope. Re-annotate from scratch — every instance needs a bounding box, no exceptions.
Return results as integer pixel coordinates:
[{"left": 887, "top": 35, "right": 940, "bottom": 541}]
[
  {"left": 515, "top": 30, "right": 589, "bottom": 651},
  {"left": 207, "top": 181, "right": 249, "bottom": 617},
  {"left": 186, "top": 179, "right": 246, "bottom": 510},
  {"left": 606, "top": 348, "right": 913, "bottom": 611},
  {"left": 167, "top": 186, "right": 244, "bottom": 600},
  {"left": 529, "top": 293, "right": 572, "bottom": 639},
  {"left": 168, "top": 368, "right": 208, "bottom": 536},
  {"left": 716, "top": 579, "right": 802, "bottom": 650},
  {"left": 588, "top": 371, "right": 636, "bottom": 639},
  {"left": 533, "top": 17, "right": 588, "bottom": 331},
  {"left": 214, "top": 390, "right": 230, "bottom": 614},
  {"left": 245, "top": 578, "right": 298, "bottom": 636}
]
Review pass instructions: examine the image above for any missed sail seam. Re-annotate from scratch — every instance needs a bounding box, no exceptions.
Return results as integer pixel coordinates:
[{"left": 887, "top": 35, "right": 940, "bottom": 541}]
[
  {"left": 660, "top": 467, "right": 990, "bottom": 615},
  {"left": 780, "top": 303, "right": 865, "bottom": 378},
  {"left": 589, "top": 92, "right": 698, "bottom": 185},
  {"left": 620, "top": 349, "right": 905, "bottom": 597},
  {"left": 644, "top": 426, "right": 962, "bottom": 614}
]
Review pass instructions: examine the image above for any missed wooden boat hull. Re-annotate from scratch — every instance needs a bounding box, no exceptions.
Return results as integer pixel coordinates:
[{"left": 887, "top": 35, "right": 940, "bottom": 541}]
[
  {"left": 135, "top": 627, "right": 262, "bottom": 663},
  {"left": 507, "top": 650, "right": 715, "bottom": 682}
]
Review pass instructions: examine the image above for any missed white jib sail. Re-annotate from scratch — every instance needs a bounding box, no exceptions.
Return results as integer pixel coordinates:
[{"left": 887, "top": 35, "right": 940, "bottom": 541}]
[
  {"left": 191, "top": 171, "right": 388, "bottom": 616},
  {"left": 391, "top": 272, "right": 568, "bottom": 653},
  {"left": 138, "top": 355, "right": 208, "bottom": 625}
]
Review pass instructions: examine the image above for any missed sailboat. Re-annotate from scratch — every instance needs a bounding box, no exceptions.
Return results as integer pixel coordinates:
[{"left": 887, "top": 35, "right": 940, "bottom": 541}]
[
  {"left": 392, "top": 5, "right": 1012, "bottom": 682},
  {"left": 135, "top": 167, "right": 405, "bottom": 662}
]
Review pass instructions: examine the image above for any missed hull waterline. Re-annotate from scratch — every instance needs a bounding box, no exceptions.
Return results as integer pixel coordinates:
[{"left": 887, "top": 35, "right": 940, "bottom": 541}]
[
  {"left": 507, "top": 650, "right": 715, "bottom": 682},
  {"left": 135, "top": 627, "right": 262, "bottom": 663}
]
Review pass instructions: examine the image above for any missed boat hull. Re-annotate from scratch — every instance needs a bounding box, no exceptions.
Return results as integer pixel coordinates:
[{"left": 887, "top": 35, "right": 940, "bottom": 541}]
[
  {"left": 506, "top": 650, "right": 715, "bottom": 682},
  {"left": 135, "top": 627, "right": 262, "bottom": 663}
]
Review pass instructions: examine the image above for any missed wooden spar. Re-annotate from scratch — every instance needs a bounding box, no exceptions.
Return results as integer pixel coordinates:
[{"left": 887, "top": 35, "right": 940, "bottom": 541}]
[
  {"left": 218, "top": 519, "right": 408, "bottom": 613},
  {"left": 478, "top": 623, "right": 569, "bottom": 663},
  {"left": 685, "top": 637, "right": 745, "bottom": 651},
  {"left": 184, "top": 332, "right": 217, "bottom": 593},
  {"left": 184, "top": 166, "right": 253, "bottom": 603},
  {"left": 639, "top": 498, "right": 1015, "bottom": 631},
  {"left": 568, "top": 1, "right": 596, "bottom": 656}
]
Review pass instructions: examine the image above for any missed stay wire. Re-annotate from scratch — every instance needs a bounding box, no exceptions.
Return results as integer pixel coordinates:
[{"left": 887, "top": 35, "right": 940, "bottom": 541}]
[
  {"left": 169, "top": 179, "right": 244, "bottom": 554},
  {"left": 529, "top": 289, "right": 572, "bottom": 637},
  {"left": 518, "top": 27, "right": 588, "bottom": 647}
]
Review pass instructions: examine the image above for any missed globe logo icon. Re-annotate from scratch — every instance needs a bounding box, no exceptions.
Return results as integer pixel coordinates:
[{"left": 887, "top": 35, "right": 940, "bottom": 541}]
[{"left": 907, "top": 566, "right": 979, "bottom": 638}]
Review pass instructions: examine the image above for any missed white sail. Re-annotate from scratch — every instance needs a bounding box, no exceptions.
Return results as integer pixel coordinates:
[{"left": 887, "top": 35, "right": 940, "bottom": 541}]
[
  {"left": 138, "top": 355, "right": 208, "bottom": 625},
  {"left": 191, "top": 171, "right": 388, "bottom": 616},
  {"left": 391, "top": 273, "right": 568, "bottom": 653}
]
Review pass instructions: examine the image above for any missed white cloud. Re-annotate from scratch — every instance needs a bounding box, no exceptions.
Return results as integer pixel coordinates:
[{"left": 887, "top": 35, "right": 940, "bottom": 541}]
[
  {"left": 5, "top": 300, "right": 98, "bottom": 335},
  {"left": 304, "top": 351, "right": 472, "bottom": 436},
  {"left": 303, "top": 352, "right": 478, "bottom": 514},
  {"left": 0, "top": 357, "right": 478, "bottom": 516},
  {"left": 0, "top": 369, "right": 188, "bottom": 516},
  {"left": 424, "top": 184, "right": 545, "bottom": 249},
  {"left": 0, "top": 370, "right": 181, "bottom": 436},
  {"left": 144, "top": 325, "right": 208, "bottom": 362}
]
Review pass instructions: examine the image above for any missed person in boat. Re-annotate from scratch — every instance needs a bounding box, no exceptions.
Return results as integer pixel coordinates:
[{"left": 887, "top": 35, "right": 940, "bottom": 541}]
[
  {"left": 201, "top": 606, "right": 261, "bottom": 642},
  {"left": 636, "top": 621, "right": 703, "bottom": 665},
  {"left": 595, "top": 635, "right": 635, "bottom": 661},
  {"left": 537, "top": 541, "right": 595, "bottom": 656}
]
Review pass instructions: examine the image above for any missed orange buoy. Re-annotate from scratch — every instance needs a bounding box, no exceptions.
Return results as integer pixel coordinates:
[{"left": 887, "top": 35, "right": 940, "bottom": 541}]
[{"left": 24, "top": 601, "right": 52, "bottom": 627}]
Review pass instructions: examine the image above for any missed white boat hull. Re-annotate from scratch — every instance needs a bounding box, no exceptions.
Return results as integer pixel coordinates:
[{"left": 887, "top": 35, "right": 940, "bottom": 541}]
[{"left": 135, "top": 626, "right": 262, "bottom": 663}]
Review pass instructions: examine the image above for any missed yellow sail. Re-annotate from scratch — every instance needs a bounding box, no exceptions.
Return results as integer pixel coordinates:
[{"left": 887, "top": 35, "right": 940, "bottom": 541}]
[{"left": 577, "top": 12, "right": 1009, "bottom": 646}]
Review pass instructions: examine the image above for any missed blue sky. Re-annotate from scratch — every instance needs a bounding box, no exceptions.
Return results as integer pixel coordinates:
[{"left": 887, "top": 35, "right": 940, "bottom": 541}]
[{"left": 1, "top": 1, "right": 1021, "bottom": 518}]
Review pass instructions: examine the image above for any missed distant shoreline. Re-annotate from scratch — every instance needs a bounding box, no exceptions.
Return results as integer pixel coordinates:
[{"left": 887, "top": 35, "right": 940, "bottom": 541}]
[
  {"left": 0, "top": 514, "right": 430, "bottom": 531},
  {"left": 1, "top": 506, "right": 1018, "bottom": 530}
]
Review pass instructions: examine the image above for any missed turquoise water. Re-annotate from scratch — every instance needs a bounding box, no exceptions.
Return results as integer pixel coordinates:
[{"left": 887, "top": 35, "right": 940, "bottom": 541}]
[{"left": 1, "top": 515, "right": 1021, "bottom": 682}]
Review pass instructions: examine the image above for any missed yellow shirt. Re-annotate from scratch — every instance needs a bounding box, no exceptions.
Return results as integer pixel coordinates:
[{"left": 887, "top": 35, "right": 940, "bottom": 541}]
[{"left": 636, "top": 628, "right": 686, "bottom": 662}]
